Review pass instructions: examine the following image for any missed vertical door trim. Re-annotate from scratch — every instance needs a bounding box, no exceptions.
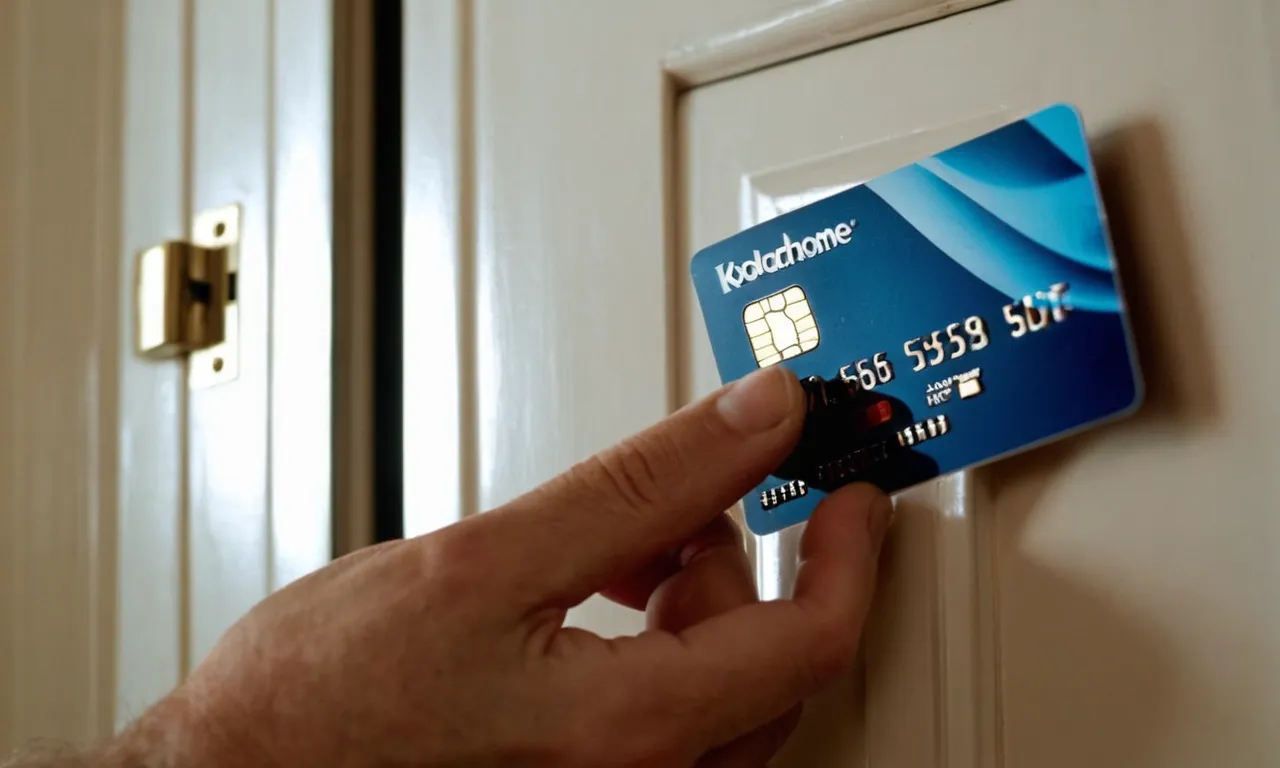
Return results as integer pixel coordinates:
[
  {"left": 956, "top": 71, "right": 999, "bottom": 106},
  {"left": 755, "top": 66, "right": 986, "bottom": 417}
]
[
  {"left": 333, "top": 0, "right": 377, "bottom": 555},
  {"left": 269, "top": 0, "right": 336, "bottom": 590},
  {"left": 401, "top": 0, "right": 475, "bottom": 537}
]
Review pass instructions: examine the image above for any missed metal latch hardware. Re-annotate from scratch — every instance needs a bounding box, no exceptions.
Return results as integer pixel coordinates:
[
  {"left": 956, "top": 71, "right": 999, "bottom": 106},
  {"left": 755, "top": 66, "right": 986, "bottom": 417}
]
[{"left": 134, "top": 204, "right": 241, "bottom": 389}]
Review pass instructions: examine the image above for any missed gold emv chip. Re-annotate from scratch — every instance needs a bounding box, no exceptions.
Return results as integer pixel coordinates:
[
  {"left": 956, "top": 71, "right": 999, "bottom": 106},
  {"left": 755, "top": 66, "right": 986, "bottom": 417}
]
[{"left": 743, "top": 285, "right": 819, "bottom": 368}]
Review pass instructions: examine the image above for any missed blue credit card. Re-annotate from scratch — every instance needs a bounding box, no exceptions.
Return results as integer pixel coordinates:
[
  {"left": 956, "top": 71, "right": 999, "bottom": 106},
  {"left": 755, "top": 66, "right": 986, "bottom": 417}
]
[{"left": 690, "top": 103, "right": 1144, "bottom": 537}]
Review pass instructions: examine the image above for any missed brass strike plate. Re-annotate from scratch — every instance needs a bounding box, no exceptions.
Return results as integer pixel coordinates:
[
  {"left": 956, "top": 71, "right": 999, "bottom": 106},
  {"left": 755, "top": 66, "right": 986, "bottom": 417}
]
[
  {"left": 133, "top": 203, "right": 242, "bottom": 389},
  {"left": 188, "top": 205, "right": 241, "bottom": 389}
]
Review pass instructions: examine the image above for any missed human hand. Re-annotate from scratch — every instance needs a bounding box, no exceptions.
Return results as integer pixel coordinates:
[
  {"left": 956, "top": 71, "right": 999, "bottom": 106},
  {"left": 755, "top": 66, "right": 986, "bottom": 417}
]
[{"left": 106, "top": 365, "right": 893, "bottom": 767}]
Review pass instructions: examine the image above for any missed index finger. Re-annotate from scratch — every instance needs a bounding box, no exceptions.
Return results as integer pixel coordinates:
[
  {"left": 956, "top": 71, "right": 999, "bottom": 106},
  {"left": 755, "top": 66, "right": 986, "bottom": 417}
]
[{"left": 485, "top": 365, "right": 806, "bottom": 609}]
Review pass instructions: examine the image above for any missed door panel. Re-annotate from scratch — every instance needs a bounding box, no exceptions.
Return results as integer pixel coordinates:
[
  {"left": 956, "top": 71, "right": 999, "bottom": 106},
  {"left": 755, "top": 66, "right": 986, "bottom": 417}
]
[{"left": 682, "top": 1, "right": 1280, "bottom": 765}]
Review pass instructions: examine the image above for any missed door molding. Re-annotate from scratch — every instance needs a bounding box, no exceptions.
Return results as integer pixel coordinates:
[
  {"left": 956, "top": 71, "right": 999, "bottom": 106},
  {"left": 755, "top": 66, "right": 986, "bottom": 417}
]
[
  {"left": 333, "top": 0, "right": 377, "bottom": 555},
  {"left": 665, "top": 0, "right": 1007, "bottom": 87}
]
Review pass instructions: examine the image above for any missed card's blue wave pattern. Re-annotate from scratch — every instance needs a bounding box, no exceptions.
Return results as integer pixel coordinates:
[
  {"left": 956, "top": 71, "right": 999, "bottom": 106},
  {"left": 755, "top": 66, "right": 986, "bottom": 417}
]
[
  {"left": 917, "top": 158, "right": 1113, "bottom": 271},
  {"left": 929, "top": 120, "right": 1082, "bottom": 186},
  {"left": 863, "top": 165, "right": 1119, "bottom": 312},
  {"left": 1026, "top": 105, "right": 1093, "bottom": 169},
  {"left": 863, "top": 105, "right": 1119, "bottom": 313}
]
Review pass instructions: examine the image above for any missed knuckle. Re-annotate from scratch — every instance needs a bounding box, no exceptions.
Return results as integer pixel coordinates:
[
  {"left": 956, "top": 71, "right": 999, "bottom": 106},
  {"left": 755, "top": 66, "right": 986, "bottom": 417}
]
[
  {"left": 589, "top": 433, "right": 677, "bottom": 513},
  {"left": 410, "top": 524, "right": 490, "bottom": 594}
]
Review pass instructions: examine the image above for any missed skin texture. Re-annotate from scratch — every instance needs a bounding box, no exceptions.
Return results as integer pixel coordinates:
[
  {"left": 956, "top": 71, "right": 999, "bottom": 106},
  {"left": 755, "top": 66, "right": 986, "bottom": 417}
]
[{"left": 6, "top": 365, "right": 892, "bottom": 768}]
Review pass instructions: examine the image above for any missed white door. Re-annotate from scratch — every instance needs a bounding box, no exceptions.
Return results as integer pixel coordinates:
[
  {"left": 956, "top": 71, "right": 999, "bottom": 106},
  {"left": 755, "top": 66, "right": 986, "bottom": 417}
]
[
  {"left": 1, "top": 0, "right": 335, "bottom": 751},
  {"left": 409, "top": 0, "right": 1280, "bottom": 765}
]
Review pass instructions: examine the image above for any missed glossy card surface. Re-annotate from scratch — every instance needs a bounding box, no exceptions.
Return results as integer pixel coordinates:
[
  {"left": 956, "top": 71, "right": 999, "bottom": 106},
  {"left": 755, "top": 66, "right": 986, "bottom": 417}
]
[{"left": 690, "top": 103, "right": 1143, "bottom": 537}]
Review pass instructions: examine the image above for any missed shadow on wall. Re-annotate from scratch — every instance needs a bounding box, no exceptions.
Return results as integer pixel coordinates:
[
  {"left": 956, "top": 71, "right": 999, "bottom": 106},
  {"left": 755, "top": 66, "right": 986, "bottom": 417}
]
[
  {"left": 983, "top": 440, "right": 1179, "bottom": 768},
  {"left": 1093, "top": 119, "right": 1221, "bottom": 434},
  {"left": 977, "top": 118, "right": 1217, "bottom": 768}
]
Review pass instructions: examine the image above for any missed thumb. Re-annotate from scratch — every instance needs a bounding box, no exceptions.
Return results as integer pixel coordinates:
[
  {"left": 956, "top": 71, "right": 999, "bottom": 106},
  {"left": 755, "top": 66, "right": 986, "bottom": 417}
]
[{"left": 487, "top": 364, "right": 805, "bottom": 608}]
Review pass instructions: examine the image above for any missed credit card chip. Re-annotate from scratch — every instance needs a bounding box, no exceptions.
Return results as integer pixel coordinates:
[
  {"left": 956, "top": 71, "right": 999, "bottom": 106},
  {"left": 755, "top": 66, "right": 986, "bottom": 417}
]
[{"left": 743, "top": 285, "right": 819, "bottom": 367}]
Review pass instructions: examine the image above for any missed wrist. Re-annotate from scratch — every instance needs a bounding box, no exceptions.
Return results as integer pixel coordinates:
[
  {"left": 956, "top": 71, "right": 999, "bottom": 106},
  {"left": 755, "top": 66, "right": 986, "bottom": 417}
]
[{"left": 101, "top": 688, "right": 267, "bottom": 768}]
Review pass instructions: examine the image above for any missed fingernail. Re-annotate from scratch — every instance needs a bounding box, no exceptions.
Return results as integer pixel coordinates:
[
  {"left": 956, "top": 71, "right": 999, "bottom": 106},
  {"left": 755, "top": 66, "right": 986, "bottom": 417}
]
[
  {"left": 716, "top": 366, "right": 799, "bottom": 434},
  {"left": 868, "top": 492, "right": 894, "bottom": 553}
]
